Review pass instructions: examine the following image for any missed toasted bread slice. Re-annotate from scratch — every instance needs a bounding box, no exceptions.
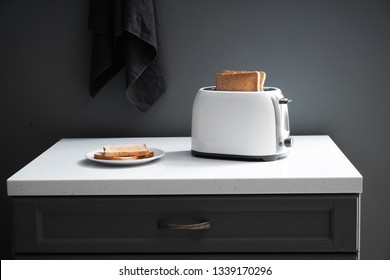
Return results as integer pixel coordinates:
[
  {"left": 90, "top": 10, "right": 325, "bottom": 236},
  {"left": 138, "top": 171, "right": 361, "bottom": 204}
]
[
  {"left": 94, "top": 152, "right": 138, "bottom": 160},
  {"left": 103, "top": 144, "right": 149, "bottom": 157},
  {"left": 216, "top": 70, "right": 266, "bottom": 91},
  {"left": 259, "top": 71, "right": 266, "bottom": 91},
  {"left": 216, "top": 71, "right": 259, "bottom": 91},
  {"left": 222, "top": 70, "right": 255, "bottom": 74},
  {"left": 94, "top": 150, "right": 154, "bottom": 161}
]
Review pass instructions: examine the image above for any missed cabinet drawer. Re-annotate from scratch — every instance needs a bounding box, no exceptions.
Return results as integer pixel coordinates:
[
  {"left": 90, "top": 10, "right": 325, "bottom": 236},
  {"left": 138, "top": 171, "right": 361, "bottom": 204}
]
[{"left": 12, "top": 195, "right": 358, "bottom": 254}]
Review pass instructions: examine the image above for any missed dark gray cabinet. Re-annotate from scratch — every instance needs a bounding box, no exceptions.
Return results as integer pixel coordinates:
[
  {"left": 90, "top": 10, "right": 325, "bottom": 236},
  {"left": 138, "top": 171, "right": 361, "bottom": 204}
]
[
  {"left": 7, "top": 137, "right": 362, "bottom": 259},
  {"left": 11, "top": 194, "right": 359, "bottom": 259}
]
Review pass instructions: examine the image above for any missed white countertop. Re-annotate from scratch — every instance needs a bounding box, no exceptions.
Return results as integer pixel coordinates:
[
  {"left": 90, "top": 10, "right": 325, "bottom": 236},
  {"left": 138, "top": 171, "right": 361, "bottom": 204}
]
[{"left": 7, "top": 136, "right": 362, "bottom": 196}]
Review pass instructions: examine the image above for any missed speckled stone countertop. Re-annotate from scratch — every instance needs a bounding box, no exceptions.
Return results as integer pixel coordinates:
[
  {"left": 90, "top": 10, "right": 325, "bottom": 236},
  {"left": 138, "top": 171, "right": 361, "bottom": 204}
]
[{"left": 7, "top": 136, "right": 362, "bottom": 196}]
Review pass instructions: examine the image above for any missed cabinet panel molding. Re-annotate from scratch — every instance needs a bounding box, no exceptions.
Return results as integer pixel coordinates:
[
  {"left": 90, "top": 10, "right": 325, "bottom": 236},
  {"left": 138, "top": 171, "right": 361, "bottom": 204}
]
[{"left": 12, "top": 194, "right": 358, "bottom": 255}]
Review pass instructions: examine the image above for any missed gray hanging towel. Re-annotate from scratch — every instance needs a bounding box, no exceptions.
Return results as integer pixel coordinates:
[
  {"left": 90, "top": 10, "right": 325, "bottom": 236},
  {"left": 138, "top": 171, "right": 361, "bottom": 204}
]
[{"left": 88, "top": 0, "right": 167, "bottom": 112}]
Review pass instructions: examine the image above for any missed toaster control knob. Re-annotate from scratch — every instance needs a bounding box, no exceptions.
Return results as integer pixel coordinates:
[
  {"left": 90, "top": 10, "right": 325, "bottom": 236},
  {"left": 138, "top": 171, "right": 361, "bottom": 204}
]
[
  {"left": 284, "top": 138, "right": 293, "bottom": 147},
  {"left": 279, "top": 97, "right": 292, "bottom": 104}
]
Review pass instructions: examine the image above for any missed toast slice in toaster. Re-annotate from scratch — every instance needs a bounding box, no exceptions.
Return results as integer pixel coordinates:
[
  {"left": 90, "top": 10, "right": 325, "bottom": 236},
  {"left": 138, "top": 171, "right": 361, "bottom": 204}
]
[
  {"left": 103, "top": 144, "right": 149, "bottom": 157},
  {"left": 216, "top": 70, "right": 266, "bottom": 91},
  {"left": 259, "top": 71, "right": 266, "bottom": 91}
]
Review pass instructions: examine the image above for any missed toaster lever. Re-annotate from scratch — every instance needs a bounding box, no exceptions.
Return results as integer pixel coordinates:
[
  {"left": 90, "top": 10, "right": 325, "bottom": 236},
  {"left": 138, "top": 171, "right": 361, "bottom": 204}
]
[
  {"left": 279, "top": 97, "right": 292, "bottom": 104},
  {"left": 284, "top": 138, "right": 293, "bottom": 147}
]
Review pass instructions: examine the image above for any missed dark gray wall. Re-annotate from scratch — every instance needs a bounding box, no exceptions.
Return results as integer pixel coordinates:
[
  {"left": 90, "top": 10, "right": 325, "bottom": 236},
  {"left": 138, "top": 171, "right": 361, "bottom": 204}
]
[{"left": 1, "top": 0, "right": 389, "bottom": 259}]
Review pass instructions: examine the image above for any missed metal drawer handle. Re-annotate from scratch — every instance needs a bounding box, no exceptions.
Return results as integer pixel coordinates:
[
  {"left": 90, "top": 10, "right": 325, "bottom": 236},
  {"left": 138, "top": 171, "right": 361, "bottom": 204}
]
[{"left": 158, "top": 220, "right": 210, "bottom": 230}]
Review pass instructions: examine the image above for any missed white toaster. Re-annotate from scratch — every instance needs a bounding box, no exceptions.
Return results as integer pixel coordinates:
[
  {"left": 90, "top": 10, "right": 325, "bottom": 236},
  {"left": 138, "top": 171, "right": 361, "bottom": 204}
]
[{"left": 191, "top": 86, "right": 293, "bottom": 161}]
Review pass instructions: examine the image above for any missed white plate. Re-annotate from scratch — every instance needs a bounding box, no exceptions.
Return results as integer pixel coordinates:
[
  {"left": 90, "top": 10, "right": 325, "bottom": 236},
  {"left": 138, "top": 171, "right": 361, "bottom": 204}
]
[{"left": 85, "top": 148, "right": 165, "bottom": 166}]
